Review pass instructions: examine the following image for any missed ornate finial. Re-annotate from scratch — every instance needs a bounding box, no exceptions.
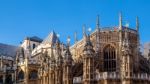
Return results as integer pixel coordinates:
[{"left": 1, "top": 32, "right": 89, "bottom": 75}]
[
  {"left": 96, "top": 14, "right": 100, "bottom": 29},
  {"left": 119, "top": 12, "right": 122, "bottom": 30},
  {"left": 83, "top": 24, "right": 86, "bottom": 37},
  {"left": 125, "top": 22, "right": 129, "bottom": 28},
  {"left": 67, "top": 36, "right": 71, "bottom": 47},
  {"left": 136, "top": 16, "right": 139, "bottom": 32},
  {"left": 88, "top": 27, "right": 92, "bottom": 34},
  {"left": 57, "top": 33, "right": 60, "bottom": 38},
  {"left": 74, "top": 32, "right": 78, "bottom": 43}
]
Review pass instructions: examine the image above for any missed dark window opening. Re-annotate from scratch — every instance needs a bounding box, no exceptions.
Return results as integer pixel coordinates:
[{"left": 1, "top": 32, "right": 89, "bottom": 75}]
[
  {"left": 103, "top": 45, "right": 116, "bottom": 72},
  {"left": 18, "top": 70, "right": 24, "bottom": 80},
  {"left": 29, "top": 70, "right": 38, "bottom": 80},
  {"left": 33, "top": 44, "right": 36, "bottom": 49}
]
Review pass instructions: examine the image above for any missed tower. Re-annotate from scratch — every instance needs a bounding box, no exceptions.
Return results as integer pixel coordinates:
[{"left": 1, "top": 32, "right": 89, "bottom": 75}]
[
  {"left": 63, "top": 36, "right": 73, "bottom": 84},
  {"left": 55, "top": 40, "right": 63, "bottom": 84},
  {"left": 121, "top": 28, "right": 133, "bottom": 84},
  {"left": 83, "top": 34, "right": 95, "bottom": 84}
]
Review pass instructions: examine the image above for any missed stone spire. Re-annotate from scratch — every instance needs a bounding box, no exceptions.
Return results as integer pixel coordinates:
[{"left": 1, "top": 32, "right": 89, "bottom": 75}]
[
  {"left": 74, "top": 32, "right": 78, "bottom": 43},
  {"left": 96, "top": 14, "right": 100, "bottom": 29},
  {"left": 119, "top": 12, "right": 123, "bottom": 49},
  {"left": 119, "top": 12, "right": 122, "bottom": 30},
  {"left": 83, "top": 24, "right": 86, "bottom": 38},
  {"left": 136, "top": 16, "right": 139, "bottom": 32}
]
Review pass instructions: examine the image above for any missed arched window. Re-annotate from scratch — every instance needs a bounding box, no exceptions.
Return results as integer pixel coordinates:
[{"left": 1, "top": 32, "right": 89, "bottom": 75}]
[
  {"left": 29, "top": 70, "right": 38, "bottom": 80},
  {"left": 0, "top": 76, "right": 3, "bottom": 83},
  {"left": 18, "top": 70, "right": 24, "bottom": 80},
  {"left": 103, "top": 45, "right": 116, "bottom": 72},
  {"left": 5, "top": 75, "right": 12, "bottom": 84},
  {"left": 33, "top": 44, "right": 36, "bottom": 49}
]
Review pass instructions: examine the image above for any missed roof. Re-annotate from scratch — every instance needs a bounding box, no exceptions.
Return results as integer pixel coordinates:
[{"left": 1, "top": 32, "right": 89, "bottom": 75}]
[
  {"left": 42, "top": 31, "right": 59, "bottom": 44},
  {"left": 26, "top": 36, "right": 43, "bottom": 43},
  {"left": 0, "top": 43, "right": 18, "bottom": 57}
]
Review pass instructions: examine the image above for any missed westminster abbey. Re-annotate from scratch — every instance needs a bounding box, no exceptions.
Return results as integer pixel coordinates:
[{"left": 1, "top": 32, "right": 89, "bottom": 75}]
[{"left": 0, "top": 14, "right": 150, "bottom": 84}]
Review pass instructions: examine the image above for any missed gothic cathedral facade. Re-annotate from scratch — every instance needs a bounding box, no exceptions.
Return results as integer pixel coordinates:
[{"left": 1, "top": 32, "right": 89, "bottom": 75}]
[{"left": 1, "top": 14, "right": 149, "bottom": 84}]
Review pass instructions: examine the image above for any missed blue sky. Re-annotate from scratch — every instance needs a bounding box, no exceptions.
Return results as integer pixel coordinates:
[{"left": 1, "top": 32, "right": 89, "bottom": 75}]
[{"left": 0, "top": 0, "right": 149, "bottom": 46}]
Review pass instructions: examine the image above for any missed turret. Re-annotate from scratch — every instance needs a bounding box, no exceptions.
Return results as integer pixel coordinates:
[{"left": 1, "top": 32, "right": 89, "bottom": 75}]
[
  {"left": 49, "top": 47, "right": 55, "bottom": 84},
  {"left": 121, "top": 27, "right": 133, "bottom": 84},
  {"left": 63, "top": 36, "right": 73, "bottom": 84},
  {"left": 55, "top": 39, "right": 63, "bottom": 84},
  {"left": 83, "top": 34, "right": 95, "bottom": 84}
]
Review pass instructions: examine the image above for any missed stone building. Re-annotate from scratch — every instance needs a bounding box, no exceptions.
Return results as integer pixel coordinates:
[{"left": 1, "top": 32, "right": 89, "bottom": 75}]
[
  {"left": 0, "top": 43, "right": 17, "bottom": 84},
  {"left": 0, "top": 14, "right": 150, "bottom": 84},
  {"left": 144, "top": 42, "right": 150, "bottom": 59}
]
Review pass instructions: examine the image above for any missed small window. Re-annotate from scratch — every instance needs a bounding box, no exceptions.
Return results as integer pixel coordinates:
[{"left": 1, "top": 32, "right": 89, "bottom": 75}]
[
  {"left": 33, "top": 44, "right": 36, "bottom": 49},
  {"left": 29, "top": 70, "right": 38, "bottom": 80}
]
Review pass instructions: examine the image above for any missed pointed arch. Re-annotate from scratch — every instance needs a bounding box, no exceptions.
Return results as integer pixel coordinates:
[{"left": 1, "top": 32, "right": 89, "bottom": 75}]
[
  {"left": 18, "top": 70, "right": 24, "bottom": 80},
  {"left": 103, "top": 44, "right": 116, "bottom": 72}
]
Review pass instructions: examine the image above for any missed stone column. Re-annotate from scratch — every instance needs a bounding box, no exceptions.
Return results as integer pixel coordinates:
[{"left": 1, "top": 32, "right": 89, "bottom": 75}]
[
  {"left": 43, "top": 76, "right": 45, "bottom": 84},
  {"left": 40, "top": 78, "right": 42, "bottom": 84},
  {"left": 12, "top": 73, "right": 14, "bottom": 83},
  {"left": 3, "top": 75, "right": 5, "bottom": 84}
]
